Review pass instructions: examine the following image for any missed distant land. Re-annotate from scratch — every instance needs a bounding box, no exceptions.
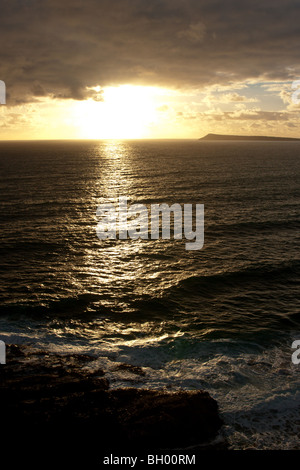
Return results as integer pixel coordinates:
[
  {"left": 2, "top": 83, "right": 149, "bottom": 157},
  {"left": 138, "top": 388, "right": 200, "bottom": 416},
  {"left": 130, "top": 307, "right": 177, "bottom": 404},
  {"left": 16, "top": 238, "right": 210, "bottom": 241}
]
[{"left": 199, "top": 133, "right": 300, "bottom": 141}]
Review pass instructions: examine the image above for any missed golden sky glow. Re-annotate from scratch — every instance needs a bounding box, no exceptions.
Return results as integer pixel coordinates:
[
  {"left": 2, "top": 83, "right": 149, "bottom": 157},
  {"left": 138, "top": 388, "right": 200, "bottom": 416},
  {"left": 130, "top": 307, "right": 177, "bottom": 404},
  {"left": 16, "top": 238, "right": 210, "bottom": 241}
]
[
  {"left": 1, "top": 80, "right": 300, "bottom": 140},
  {"left": 1, "top": 1, "right": 300, "bottom": 140}
]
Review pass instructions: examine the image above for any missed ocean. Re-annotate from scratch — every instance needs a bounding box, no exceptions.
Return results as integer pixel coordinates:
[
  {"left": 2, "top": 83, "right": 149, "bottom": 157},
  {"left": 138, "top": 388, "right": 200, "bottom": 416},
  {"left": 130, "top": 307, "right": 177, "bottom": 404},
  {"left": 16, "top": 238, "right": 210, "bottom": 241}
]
[{"left": 0, "top": 139, "right": 300, "bottom": 449}]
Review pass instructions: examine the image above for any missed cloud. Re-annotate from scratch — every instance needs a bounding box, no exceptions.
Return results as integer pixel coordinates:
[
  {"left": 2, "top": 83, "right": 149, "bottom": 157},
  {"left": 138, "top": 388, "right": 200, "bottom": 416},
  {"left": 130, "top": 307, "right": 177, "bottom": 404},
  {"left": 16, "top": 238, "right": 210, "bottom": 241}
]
[
  {"left": 203, "top": 92, "right": 258, "bottom": 105},
  {"left": 1, "top": 0, "right": 300, "bottom": 105},
  {"left": 207, "top": 109, "right": 293, "bottom": 121},
  {"left": 221, "top": 93, "right": 258, "bottom": 103},
  {"left": 177, "top": 22, "right": 206, "bottom": 42},
  {"left": 157, "top": 104, "right": 169, "bottom": 112}
]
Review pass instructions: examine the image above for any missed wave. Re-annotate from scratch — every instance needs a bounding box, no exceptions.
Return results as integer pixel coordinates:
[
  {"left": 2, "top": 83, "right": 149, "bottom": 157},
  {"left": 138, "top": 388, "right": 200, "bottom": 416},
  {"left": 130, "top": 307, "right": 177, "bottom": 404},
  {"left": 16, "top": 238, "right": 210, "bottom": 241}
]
[
  {"left": 0, "top": 259, "right": 299, "bottom": 323},
  {"left": 208, "top": 218, "right": 300, "bottom": 236},
  {"left": 167, "top": 260, "right": 300, "bottom": 298}
]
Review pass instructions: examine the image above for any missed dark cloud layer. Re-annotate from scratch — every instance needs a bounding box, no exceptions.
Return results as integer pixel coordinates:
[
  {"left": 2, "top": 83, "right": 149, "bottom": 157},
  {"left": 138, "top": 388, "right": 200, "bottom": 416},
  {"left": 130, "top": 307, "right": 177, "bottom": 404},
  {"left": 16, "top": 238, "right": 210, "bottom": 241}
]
[{"left": 1, "top": 0, "right": 300, "bottom": 104}]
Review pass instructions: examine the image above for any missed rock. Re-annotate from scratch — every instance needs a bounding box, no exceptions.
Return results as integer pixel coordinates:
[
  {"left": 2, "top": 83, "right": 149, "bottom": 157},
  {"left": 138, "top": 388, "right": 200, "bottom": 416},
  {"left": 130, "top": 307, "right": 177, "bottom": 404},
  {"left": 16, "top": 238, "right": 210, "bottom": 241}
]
[
  {"left": 0, "top": 344, "right": 226, "bottom": 464},
  {"left": 113, "top": 362, "right": 146, "bottom": 376},
  {"left": 108, "top": 388, "right": 223, "bottom": 450}
]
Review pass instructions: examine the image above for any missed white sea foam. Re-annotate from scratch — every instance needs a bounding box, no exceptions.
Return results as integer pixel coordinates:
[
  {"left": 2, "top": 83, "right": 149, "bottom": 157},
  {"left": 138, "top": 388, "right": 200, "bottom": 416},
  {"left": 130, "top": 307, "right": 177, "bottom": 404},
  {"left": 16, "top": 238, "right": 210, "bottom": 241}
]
[{"left": 2, "top": 325, "right": 299, "bottom": 450}]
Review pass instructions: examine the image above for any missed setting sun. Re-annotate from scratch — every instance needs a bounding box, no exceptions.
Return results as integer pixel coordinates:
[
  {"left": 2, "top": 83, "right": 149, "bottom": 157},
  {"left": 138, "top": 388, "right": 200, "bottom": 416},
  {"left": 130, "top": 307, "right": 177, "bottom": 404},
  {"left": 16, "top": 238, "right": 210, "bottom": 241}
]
[{"left": 75, "top": 85, "right": 162, "bottom": 139}]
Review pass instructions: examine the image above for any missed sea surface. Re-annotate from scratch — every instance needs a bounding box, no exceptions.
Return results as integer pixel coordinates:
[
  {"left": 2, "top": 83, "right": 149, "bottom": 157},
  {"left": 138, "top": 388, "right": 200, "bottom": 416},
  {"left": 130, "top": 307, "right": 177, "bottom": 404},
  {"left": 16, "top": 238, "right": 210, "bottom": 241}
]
[{"left": 0, "top": 139, "right": 300, "bottom": 449}]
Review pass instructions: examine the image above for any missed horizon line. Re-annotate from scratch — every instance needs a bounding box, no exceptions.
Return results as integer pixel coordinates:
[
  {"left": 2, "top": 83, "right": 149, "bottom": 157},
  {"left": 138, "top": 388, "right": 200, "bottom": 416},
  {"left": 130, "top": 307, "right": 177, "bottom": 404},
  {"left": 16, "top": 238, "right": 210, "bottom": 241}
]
[{"left": 1, "top": 132, "right": 300, "bottom": 142}]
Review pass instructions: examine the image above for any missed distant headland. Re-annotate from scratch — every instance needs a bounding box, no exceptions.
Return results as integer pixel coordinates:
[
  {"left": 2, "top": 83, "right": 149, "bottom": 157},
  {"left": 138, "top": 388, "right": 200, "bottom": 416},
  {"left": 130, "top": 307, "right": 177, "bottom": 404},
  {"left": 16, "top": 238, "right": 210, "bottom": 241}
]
[{"left": 199, "top": 133, "right": 300, "bottom": 141}]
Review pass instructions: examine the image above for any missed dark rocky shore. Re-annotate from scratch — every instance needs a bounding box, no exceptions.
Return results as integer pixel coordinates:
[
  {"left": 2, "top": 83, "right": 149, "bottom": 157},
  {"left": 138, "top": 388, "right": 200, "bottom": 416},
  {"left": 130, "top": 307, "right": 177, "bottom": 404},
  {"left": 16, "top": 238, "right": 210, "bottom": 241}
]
[{"left": 0, "top": 344, "right": 226, "bottom": 464}]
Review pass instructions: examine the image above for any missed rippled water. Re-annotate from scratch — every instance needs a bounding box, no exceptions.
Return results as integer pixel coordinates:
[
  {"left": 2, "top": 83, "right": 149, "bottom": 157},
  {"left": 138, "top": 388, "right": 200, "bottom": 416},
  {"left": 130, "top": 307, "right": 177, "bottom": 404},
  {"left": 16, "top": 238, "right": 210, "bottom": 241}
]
[{"left": 0, "top": 139, "right": 300, "bottom": 449}]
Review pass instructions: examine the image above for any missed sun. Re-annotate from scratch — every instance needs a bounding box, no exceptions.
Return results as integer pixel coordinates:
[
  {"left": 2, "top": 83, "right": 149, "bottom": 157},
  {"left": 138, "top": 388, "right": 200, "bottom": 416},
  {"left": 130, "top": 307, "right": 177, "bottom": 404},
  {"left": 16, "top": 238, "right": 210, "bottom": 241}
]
[{"left": 75, "top": 85, "right": 162, "bottom": 139}]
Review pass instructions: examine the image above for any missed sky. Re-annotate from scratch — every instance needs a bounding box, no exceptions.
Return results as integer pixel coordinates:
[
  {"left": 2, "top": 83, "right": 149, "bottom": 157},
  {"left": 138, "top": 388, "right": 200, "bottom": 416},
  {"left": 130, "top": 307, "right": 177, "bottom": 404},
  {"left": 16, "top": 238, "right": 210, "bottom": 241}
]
[{"left": 0, "top": 0, "right": 300, "bottom": 139}]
